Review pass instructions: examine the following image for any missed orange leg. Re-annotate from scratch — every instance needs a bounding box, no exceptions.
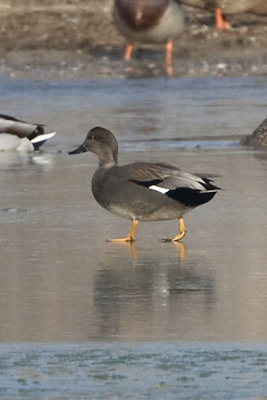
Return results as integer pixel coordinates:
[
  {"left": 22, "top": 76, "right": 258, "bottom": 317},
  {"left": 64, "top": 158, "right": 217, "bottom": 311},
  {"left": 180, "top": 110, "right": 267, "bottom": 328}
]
[
  {"left": 171, "top": 217, "right": 186, "bottom": 242},
  {"left": 165, "top": 40, "right": 173, "bottom": 77},
  {"left": 107, "top": 219, "right": 138, "bottom": 242},
  {"left": 124, "top": 43, "right": 133, "bottom": 61},
  {"left": 215, "top": 8, "right": 230, "bottom": 29},
  {"left": 161, "top": 217, "right": 186, "bottom": 242}
]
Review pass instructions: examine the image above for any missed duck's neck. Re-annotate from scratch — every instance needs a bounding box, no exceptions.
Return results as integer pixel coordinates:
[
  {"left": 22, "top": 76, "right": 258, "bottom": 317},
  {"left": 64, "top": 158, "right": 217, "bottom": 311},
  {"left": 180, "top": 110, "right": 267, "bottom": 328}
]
[
  {"left": 98, "top": 152, "right": 118, "bottom": 168},
  {"left": 96, "top": 144, "right": 118, "bottom": 167},
  {"left": 99, "top": 159, "right": 117, "bottom": 168}
]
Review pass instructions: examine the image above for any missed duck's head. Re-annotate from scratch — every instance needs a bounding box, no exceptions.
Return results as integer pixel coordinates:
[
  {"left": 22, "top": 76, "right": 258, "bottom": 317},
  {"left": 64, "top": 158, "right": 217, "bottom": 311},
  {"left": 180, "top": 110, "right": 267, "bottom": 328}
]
[{"left": 69, "top": 127, "right": 118, "bottom": 167}]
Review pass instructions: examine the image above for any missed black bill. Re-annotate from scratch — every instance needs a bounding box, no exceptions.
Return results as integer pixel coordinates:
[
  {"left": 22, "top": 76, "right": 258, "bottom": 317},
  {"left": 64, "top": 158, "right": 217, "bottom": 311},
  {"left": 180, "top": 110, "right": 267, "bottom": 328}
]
[{"left": 68, "top": 144, "right": 87, "bottom": 155}]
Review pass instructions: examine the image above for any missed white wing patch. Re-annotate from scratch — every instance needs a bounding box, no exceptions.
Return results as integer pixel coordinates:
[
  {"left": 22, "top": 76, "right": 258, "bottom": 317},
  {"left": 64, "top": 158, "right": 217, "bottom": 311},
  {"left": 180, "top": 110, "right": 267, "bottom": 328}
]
[
  {"left": 31, "top": 131, "right": 56, "bottom": 143},
  {"left": 149, "top": 185, "right": 169, "bottom": 194}
]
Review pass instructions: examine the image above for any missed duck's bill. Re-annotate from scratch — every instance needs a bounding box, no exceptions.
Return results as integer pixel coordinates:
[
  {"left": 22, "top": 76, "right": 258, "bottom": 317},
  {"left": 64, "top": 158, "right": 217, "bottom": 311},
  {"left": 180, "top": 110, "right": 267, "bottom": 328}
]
[{"left": 68, "top": 144, "right": 87, "bottom": 154}]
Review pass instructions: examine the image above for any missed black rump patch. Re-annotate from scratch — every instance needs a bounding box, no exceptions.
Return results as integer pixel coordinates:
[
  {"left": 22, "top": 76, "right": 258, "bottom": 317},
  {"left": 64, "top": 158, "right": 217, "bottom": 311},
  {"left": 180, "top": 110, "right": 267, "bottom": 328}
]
[{"left": 166, "top": 187, "right": 217, "bottom": 207}]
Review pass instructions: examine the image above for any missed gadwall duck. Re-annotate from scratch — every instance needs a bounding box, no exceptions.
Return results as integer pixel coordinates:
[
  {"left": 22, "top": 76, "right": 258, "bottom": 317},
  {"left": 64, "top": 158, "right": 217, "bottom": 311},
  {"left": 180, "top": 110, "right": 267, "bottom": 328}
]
[
  {"left": 241, "top": 118, "right": 267, "bottom": 147},
  {"left": 69, "top": 127, "right": 220, "bottom": 242},
  {"left": 113, "top": 0, "right": 185, "bottom": 76},
  {"left": 0, "top": 114, "right": 56, "bottom": 151}
]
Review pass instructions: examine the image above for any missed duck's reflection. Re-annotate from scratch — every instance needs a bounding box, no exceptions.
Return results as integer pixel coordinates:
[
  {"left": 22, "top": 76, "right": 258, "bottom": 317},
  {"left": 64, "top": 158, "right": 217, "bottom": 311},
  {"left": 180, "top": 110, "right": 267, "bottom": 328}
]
[
  {"left": 0, "top": 151, "right": 54, "bottom": 169},
  {"left": 90, "top": 246, "right": 214, "bottom": 340},
  {"left": 106, "top": 240, "right": 185, "bottom": 260}
]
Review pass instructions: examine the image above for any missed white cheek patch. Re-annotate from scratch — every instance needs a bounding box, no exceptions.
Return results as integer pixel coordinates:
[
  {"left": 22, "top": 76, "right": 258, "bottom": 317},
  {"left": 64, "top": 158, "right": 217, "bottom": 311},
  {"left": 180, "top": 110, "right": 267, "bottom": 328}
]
[{"left": 149, "top": 185, "right": 169, "bottom": 194}]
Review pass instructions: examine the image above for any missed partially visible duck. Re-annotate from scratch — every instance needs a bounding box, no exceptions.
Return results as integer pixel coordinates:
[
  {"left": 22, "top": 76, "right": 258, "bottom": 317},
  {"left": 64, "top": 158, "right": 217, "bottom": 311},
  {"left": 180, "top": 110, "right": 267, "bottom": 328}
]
[
  {"left": 215, "top": 0, "right": 267, "bottom": 29},
  {"left": 241, "top": 118, "right": 267, "bottom": 147},
  {"left": 69, "top": 126, "right": 220, "bottom": 242},
  {"left": 180, "top": 0, "right": 267, "bottom": 29},
  {"left": 0, "top": 114, "right": 56, "bottom": 151},
  {"left": 179, "top": 0, "right": 229, "bottom": 28},
  {"left": 113, "top": 0, "right": 185, "bottom": 76},
  {"left": 251, "top": 0, "right": 267, "bottom": 15}
]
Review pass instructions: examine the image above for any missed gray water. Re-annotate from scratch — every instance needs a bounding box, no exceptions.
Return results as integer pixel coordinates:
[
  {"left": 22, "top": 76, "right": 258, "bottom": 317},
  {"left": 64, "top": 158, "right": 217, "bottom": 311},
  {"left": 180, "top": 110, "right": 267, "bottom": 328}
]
[{"left": 0, "top": 77, "right": 267, "bottom": 399}]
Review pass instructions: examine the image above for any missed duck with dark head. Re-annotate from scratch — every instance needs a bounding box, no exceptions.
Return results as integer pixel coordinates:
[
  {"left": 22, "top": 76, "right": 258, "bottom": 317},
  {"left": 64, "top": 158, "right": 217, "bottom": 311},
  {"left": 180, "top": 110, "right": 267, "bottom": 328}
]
[{"left": 113, "top": 0, "right": 185, "bottom": 77}]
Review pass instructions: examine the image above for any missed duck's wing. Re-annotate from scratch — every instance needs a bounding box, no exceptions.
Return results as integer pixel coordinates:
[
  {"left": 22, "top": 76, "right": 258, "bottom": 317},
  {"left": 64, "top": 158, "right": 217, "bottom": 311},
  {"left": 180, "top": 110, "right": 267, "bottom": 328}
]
[
  {"left": 0, "top": 113, "right": 45, "bottom": 126},
  {"left": 125, "top": 161, "right": 220, "bottom": 207},
  {"left": 0, "top": 114, "right": 53, "bottom": 145},
  {"left": 0, "top": 114, "right": 46, "bottom": 136},
  {"left": 126, "top": 161, "right": 219, "bottom": 191}
]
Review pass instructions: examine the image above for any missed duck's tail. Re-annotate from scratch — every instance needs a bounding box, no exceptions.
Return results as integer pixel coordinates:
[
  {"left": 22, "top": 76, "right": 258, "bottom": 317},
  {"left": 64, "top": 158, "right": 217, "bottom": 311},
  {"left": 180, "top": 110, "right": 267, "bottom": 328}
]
[{"left": 28, "top": 126, "right": 56, "bottom": 150}]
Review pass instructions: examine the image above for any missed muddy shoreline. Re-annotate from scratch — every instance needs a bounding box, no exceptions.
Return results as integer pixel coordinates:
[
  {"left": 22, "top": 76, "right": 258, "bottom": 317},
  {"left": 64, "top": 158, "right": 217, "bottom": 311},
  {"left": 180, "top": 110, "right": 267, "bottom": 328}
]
[{"left": 0, "top": 0, "right": 267, "bottom": 79}]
